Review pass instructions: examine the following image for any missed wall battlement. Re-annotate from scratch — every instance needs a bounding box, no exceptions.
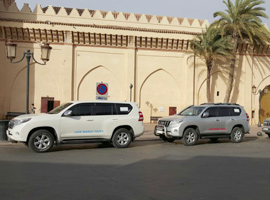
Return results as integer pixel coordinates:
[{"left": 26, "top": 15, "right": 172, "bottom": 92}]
[{"left": 0, "top": 1, "right": 209, "bottom": 31}]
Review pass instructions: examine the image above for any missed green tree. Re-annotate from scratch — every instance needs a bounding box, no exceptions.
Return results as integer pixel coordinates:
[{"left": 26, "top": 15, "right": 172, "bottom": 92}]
[
  {"left": 213, "top": 0, "right": 270, "bottom": 102},
  {"left": 191, "top": 27, "right": 233, "bottom": 102}
]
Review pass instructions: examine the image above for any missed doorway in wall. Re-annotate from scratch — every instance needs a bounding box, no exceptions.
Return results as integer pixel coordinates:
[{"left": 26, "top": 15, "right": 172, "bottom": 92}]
[
  {"left": 41, "top": 97, "right": 60, "bottom": 113},
  {"left": 169, "top": 107, "right": 177, "bottom": 115}
]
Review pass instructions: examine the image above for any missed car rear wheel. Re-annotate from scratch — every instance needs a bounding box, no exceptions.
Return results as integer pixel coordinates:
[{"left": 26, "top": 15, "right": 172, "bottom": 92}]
[
  {"left": 112, "top": 128, "right": 132, "bottom": 148},
  {"left": 230, "top": 127, "right": 244, "bottom": 143},
  {"left": 267, "top": 134, "right": 270, "bottom": 138},
  {"left": 29, "top": 130, "right": 54, "bottom": 153},
  {"left": 181, "top": 128, "right": 198, "bottom": 146}
]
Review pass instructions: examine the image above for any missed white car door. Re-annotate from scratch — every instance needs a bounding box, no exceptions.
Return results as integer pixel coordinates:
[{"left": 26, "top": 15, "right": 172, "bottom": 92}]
[
  {"left": 60, "top": 103, "right": 95, "bottom": 139},
  {"left": 92, "top": 103, "right": 118, "bottom": 138}
]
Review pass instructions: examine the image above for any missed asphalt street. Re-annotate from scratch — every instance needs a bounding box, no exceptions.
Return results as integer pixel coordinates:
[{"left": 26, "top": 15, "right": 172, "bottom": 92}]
[{"left": 0, "top": 124, "right": 270, "bottom": 200}]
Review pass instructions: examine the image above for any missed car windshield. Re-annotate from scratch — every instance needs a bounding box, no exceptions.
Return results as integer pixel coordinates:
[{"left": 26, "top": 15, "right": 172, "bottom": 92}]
[
  {"left": 178, "top": 106, "right": 205, "bottom": 116},
  {"left": 48, "top": 103, "right": 73, "bottom": 114}
]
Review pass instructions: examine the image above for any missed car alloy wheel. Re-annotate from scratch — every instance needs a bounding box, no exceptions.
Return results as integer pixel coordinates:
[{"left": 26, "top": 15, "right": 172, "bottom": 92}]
[
  {"left": 34, "top": 134, "right": 51, "bottom": 150},
  {"left": 112, "top": 128, "right": 132, "bottom": 148},
  {"left": 231, "top": 127, "right": 244, "bottom": 143},
  {"left": 117, "top": 132, "right": 130, "bottom": 146},
  {"left": 29, "top": 129, "right": 54, "bottom": 153},
  {"left": 182, "top": 128, "right": 198, "bottom": 146}
]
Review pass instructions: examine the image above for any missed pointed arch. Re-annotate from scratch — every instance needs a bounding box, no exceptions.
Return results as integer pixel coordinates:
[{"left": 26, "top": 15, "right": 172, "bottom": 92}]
[
  {"left": 138, "top": 68, "right": 180, "bottom": 107},
  {"left": 76, "top": 65, "right": 122, "bottom": 100}
]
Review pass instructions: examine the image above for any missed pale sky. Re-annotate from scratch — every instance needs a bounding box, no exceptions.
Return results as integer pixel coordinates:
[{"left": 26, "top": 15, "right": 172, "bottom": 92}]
[{"left": 15, "top": 0, "right": 270, "bottom": 26}]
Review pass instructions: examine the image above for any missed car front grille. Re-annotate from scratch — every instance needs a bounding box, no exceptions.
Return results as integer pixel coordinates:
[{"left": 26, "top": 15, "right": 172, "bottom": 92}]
[
  {"left": 264, "top": 121, "right": 270, "bottom": 126},
  {"left": 158, "top": 120, "right": 171, "bottom": 127},
  {"left": 8, "top": 120, "right": 15, "bottom": 129}
]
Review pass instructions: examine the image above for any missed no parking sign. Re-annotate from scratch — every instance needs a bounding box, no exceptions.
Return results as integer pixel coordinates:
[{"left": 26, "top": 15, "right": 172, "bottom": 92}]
[{"left": 96, "top": 82, "right": 108, "bottom": 100}]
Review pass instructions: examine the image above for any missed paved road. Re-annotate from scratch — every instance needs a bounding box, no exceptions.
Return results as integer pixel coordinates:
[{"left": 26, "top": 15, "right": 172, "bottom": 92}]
[{"left": 1, "top": 124, "right": 270, "bottom": 200}]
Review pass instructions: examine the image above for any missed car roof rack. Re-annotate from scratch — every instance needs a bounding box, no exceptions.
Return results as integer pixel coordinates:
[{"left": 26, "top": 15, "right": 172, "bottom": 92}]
[{"left": 200, "top": 103, "right": 240, "bottom": 106}]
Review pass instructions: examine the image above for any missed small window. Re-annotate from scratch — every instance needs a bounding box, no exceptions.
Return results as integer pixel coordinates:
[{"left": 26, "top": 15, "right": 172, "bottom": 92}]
[
  {"left": 230, "top": 107, "right": 242, "bottom": 116},
  {"left": 204, "top": 107, "right": 218, "bottom": 117},
  {"left": 70, "top": 103, "right": 93, "bottom": 116},
  {"left": 115, "top": 103, "right": 133, "bottom": 115},
  {"left": 218, "top": 107, "right": 231, "bottom": 117},
  {"left": 94, "top": 103, "right": 116, "bottom": 115}
]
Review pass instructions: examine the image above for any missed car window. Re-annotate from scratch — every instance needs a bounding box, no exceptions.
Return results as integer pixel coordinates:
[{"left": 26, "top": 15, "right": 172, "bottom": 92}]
[
  {"left": 230, "top": 107, "right": 242, "bottom": 116},
  {"left": 69, "top": 103, "right": 93, "bottom": 116},
  {"left": 48, "top": 103, "right": 73, "bottom": 114},
  {"left": 179, "top": 106, "right": 205, "bottom": 116},
  {"left": 94, "top": 103, "right": 117, "bottom": 115},
  {"left": 115, "top": 103, "right": 133, "bottom": 115},
  {"left": 204, "top": 107, "right": 218, "bottom": 117},
  {"left": 218, "top": 107, "right": 231, "bottom": 117}
]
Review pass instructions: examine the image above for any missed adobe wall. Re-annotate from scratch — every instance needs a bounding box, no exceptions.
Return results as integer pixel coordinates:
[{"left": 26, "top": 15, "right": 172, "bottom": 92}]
[{"left": 0, "top": 2, "right": 270, "bottom": 124}]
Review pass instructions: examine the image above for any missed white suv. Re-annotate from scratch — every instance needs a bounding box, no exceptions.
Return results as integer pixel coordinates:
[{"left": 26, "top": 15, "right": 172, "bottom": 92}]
[{"left": 7, "top": 101, "right": 144, "bottom": 152}]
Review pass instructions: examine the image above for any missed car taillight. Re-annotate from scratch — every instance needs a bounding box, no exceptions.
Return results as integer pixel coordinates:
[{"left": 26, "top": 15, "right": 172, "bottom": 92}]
[
  {"left": 246, "top": 113, "right": 250, "bottom": 122},
  {"left": 139, "top": 111, "right": 144, "bottom": 121}
]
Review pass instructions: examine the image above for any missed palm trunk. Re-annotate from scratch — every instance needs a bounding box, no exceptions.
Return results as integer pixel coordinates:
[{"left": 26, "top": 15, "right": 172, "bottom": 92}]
[
  {"left": 223, "top": 56, "right": 236, "bottom": 102},
  {"left": 206, "top": 61, "right": 212, "bottom": 103},
  {"left": 224, "top": 36, "right": 237, "bottom": 103}
]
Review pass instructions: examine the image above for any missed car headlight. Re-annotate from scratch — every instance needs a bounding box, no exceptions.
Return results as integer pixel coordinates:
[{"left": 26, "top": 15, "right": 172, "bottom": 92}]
[
  {"left": 170, "top": 120, "right": 183, "bottom": 125},
  {"left": 13, "top": 118, "right": 31, "bottom": 127}
]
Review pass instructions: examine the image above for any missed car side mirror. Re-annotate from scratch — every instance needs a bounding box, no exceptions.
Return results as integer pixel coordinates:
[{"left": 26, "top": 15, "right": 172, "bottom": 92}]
[
  {"left": 202, "top": 112, "right": 209, "bottom": 118},
  {"left": 63, "top": 110, "right": 72, "bottom": 117}
]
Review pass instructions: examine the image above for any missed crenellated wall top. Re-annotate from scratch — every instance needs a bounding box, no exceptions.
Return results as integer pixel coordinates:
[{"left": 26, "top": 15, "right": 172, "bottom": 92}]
[{"left": 0, "top": 1, "right": 209, "bottom": 34}]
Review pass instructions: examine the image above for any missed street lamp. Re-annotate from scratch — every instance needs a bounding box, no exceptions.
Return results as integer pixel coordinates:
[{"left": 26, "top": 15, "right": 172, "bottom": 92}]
[
  {"left": 252, "top": 85, "right": 269, "bottom": 127},
  {"left": 5, "top": 40, "right": 52, "bottom": 114}
]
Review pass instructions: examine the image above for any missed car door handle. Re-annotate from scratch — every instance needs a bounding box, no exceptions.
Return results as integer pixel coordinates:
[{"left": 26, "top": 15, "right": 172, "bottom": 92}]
[
  {"left": 230, "top": 119, "right": 235, "bottom": 121},
  {"left": 216, "top": 119, "right": 220, "bottom": 122},
  {"left": 87, "top": 120, "right": 94, "bottom": 121}
]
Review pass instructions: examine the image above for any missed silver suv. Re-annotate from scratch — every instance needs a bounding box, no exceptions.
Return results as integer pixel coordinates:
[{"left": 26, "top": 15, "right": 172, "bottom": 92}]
[
  {"left": 154, "top": 103, "right": 250, "bottom": 145},
  {"left": 262, "top": 118, "right": 270, "bottom": 137}
]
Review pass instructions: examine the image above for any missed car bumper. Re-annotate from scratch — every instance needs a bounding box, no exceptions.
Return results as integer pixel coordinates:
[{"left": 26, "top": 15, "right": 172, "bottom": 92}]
[
  {"left": 154, "top": 125, "right": 177, "bottom": 138},
  {"left": 262, "top": 127, "right": 270, "bottom": 133},
  {"left": 6, "top": 129, "right": 26, "bottom": 142}
]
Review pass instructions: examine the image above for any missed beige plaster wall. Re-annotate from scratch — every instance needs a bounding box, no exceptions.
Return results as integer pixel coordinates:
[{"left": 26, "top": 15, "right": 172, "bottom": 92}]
[{"left": 1, "top": 1, "right": 270, "bottom": 125}]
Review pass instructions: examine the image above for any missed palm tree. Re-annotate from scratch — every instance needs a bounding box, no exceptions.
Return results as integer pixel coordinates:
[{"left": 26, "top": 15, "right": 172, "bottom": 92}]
[
  {"left": 213, "top": 0, "right": 270, "bottom": 102},
  {"left": 191, "top": 26, "right": 233, "bottom": 102}
]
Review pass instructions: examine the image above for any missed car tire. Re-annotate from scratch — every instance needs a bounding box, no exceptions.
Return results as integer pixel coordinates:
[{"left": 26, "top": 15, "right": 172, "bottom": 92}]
[
  {"left": 267, "top": 134, "right": 270, "bottom": 138},
  {"left": 230, "top": 127, "right": 244, "bottom": 143},
  {"left": 159, "top": 135, "right": 175, "bottom": 143},
  {"left": 29, "top": 129, "right": 54, "bottom": 153},
  {"left": 181, "top": 128, "right": 198, "bottom": 146},
  {"left": 112, "top": 128, "right": 132, "bottom": 148},
  {"left": 165, "top": 137, "right": 175, "bottom": 143}
]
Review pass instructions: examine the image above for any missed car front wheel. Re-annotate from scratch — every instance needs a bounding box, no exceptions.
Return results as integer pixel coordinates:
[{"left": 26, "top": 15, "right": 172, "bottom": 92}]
[
  {"left": 29, "top": 130, "right": 54, "bottom": 153},
  {"left": 112, "top": 128, "right": 132, "bottom": 148},
  {"left": 230, "top": 127, "right": 244, "bottom": 143},
  {"left": 181, "top": 128, "right": 198, "bottom": 146}
]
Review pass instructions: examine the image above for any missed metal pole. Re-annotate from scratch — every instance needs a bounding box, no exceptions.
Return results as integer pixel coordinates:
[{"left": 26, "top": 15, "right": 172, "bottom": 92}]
[
  {"left": 258, "top": 90, "right": 262, "bottom": 127},
  {"left": 129, "top": 84, "right": 133, "bottom": 102},
  {"left": 26, "top": 50, "right": 31, "bottom": 114}
]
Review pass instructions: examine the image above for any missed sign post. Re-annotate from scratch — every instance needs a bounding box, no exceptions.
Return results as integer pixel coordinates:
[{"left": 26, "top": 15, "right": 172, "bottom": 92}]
[{"left": 96, "top": 82, "right": 108, "bottom": 100}]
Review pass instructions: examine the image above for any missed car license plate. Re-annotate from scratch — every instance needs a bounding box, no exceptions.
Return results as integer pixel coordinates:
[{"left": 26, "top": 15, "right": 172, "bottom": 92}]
[
  {"left": 156, "top": 130, "right": 164, "bottom": 134},
  {"left": 263, "top": 128, "right": 269, "bottom": 131}
]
